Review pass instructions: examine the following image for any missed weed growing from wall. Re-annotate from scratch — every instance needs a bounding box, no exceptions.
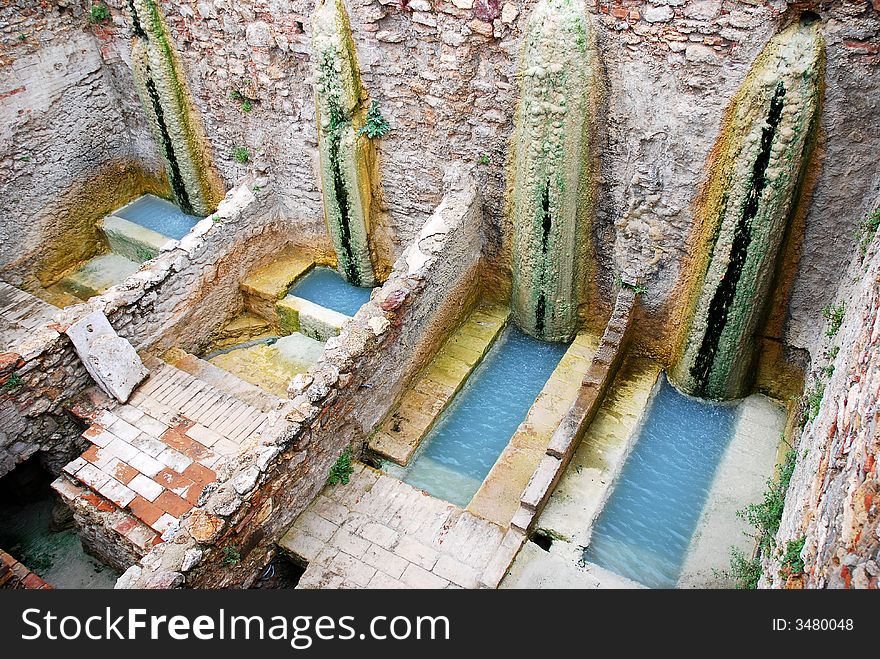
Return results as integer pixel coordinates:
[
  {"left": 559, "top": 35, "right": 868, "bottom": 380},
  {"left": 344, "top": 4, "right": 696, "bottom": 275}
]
[{"left": 327, "top": 447, "right": 354, "bottom": 486}]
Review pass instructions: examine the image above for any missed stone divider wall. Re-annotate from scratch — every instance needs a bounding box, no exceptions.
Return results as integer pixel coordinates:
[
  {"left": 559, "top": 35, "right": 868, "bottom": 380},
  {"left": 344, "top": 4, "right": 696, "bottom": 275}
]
[
  {"left": 478, "top": 285, "right": 637, "bottom": 587},
  {"left": 117, "top": 165, "right": 485, "bottom": 588}
]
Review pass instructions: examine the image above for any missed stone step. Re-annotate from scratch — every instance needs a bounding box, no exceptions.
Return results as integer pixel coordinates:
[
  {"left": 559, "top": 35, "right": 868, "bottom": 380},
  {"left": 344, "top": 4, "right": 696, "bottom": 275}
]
[
  {"left": 162, "top": 347, "right": 280, "bottom": 413},
  {"left": 208, "top": 311, "right": 272, "bottom": 350},
  {"left": 240, "top": 246, "right": 314, "bottom": 322},
  {"left": 57, "top": 253, "right": 141, "bottom": 301},
  {"left": 98, "top": 215, "right": 172, "bottom": 263},
  {"left": 57, "top": 353, "right": 275, "bottom": 542}
]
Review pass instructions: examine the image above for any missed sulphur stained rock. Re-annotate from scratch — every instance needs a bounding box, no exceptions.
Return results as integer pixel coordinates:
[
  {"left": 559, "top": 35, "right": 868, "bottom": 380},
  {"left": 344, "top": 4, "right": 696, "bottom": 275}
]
[
  {"left": 509, "top": 0, "right": 600, "bottom": 342},
  {"left": 671, "top": 17, "right": 824, "bottom": 400},
  {"left": 312, "top": 0, "right": 377, "bottom": 288},
  {"left": 129, "top": 0, "right": 223, "bottom": 217}
]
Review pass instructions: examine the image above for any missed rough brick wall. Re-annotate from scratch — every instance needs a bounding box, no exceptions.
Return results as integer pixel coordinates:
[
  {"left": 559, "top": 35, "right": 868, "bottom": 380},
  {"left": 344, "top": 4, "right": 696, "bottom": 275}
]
[{"left": 766, "top": 214, "right": 880, "bottom": 589}]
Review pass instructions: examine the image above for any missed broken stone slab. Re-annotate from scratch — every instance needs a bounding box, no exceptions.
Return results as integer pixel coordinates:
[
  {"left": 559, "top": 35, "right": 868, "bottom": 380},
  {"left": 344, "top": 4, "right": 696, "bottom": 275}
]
[{"left": 65, "top": 311, "right": 148, "bottom": 403}]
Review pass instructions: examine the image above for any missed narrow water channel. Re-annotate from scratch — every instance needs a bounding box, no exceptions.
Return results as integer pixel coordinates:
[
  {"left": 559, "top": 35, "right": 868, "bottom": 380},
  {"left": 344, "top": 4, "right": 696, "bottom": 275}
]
[
  {"left": 115, "top": 193, "right": 202, "bottom": 240},
  {"left": 385, "top": 326, "right": 568, "bottom": 507},
  {"left": 582, "top": 375, "right": 738, "bottom": 588}
]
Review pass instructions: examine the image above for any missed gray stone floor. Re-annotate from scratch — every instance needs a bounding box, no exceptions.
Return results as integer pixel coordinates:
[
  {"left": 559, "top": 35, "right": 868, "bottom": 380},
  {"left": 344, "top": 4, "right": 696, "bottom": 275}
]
[{"left": 279, "top": 463, "right": 506, "bottom": 589}]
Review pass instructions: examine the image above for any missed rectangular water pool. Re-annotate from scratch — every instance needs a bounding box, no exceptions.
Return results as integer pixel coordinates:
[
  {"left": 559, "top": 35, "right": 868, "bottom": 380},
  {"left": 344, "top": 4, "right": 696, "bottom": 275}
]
[
  {"left": 385, "top": 325, "right": 569, "bottom": 507},
  {"left": 289, "top": 267, "right": 374, "bottom": 317},
  {"left": 115, "top": 194, "right": 202, "bottom": 240},
  {"left": 582, "top": 374, "right": 739, "bottom": 588}
]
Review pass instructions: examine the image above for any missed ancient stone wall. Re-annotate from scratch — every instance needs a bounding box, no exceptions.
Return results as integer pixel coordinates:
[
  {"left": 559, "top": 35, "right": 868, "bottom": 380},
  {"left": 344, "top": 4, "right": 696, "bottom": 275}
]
[
  {"left": 0, "top": 1, "right": 167, "bottom": 288},
  {"left": 117, "top": 166, "right": 485, "bottom": 588},
  {"left": 766, "top": 208, "right": 880, "bottom": 589}
]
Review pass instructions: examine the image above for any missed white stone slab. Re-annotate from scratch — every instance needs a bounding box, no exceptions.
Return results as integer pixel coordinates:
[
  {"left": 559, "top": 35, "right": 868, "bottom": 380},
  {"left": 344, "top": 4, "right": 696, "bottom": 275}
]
[{"left": 65, "top": 311, "right": 148, "bottom": 402}]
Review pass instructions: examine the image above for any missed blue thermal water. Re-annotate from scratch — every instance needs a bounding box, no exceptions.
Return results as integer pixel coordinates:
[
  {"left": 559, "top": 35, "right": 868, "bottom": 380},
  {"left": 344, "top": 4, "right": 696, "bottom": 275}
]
[
  {"left": 289, "top": 267, "right": 374, "bottom": 317},
  {"left": 115, "top": 194, "right": 201, "bottom": 240},
  {"left": 386, "top": 326, "right": 569, "bottom": 507},
  {"left": 582, "top": 375, "right": 739, "bottom": 588}
]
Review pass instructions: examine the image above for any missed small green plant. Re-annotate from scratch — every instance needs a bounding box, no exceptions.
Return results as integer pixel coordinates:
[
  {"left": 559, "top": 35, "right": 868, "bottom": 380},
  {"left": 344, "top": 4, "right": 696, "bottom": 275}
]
[
  {"left": 737, "top": 448, "right": 797, "bottom": 555},
  {"left": 358, "top": 101, "right": 391, "bottom": 139},
  {"left": 857, "top": 207, "right": 880, "bottom": 257},
  {"left": 223, "top": 545, "right": 241, "bottom": 566},
  {"left": 478, "top": 153, "right": 492, "bottom": 165},
  {"left": 804, "top": 381, "right": 825, "bottom": 422},
  {"left": 616, "top": 276, "right": 648, "bottom": 295},
  {"left": 18, "top": 155, "right": 30, "bottom": 162},
  {"left": 2, "top": 373, "right": 22, "bottom": 391},
  {"left": 327, "top": 446, "right": 354, "bottom": 486},
  {"left": 780, "top": 536, "right": 806, "bottom": 577},
  {"left": 232, "top": 146, "right": 250, "bottom": 164},
  {"left": 721, "top": 548, "right": 762, "bottom": 589},
  {"left": 88, "top": 2, "right": 111, "bottom": 23},
  {"left": 17, "top": 34, "right": 26, "bottom": 41},
  {"left": 230, "top": 90, "right": 255, "bottom": 113},
  {"left": 822, "top": 302, "right": 845, "bottom": 338},
  {"left": 252, "top": 185, "right": 262, "bottom": 194},
  {"left": 827, "top": 345, "right": 839, "bottom": 361}
]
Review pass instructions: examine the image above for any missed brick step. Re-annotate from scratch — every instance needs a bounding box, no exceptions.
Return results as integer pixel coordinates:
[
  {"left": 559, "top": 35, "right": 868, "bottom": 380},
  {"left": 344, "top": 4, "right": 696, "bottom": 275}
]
[
  {"left": 0, "top": 281, "right": 58, "bottom": 350},
  {"left": 162, "top": 347, "right": 280, "bottom": 413},
  {"left": 57, "top": 356, "right": 272, "bottom": 542}
]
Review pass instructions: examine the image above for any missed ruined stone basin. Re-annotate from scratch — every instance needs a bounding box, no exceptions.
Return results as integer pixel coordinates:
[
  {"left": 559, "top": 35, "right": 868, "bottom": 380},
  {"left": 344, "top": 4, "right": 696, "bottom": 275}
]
[
  {"left": 384, "top": 325, "right": 569, "bottom": 507},
  {"left": 581, "top": 375, "right": 784, "bottom": 588},
  {"left": 288, "top": 266, "right": 373, "bottom": 317}
]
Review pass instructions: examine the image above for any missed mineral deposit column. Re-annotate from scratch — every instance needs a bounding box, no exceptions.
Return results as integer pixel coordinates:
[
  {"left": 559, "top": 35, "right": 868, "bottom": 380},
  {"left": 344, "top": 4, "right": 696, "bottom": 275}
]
[
  {"left": 509, "top": 0, "right": 600, "bottom": 343},
  {"left": 672, "top": 17, "right": 824, "bottom": 400},
  {"left": 128, "top": 0, "right": 223, "bottom": 217},
  {"left": 312, "top": 0, "right": 377, "bottom": 288}
]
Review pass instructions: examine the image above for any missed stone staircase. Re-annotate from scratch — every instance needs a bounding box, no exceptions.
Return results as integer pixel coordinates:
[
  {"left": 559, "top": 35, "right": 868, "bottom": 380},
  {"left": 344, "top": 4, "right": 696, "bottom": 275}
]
[
  {"left": 0, "top": 281, "right": 58, "bottom": 351},
  {"left": 53, "top": 353, "right": 281, "bottom": 555}
]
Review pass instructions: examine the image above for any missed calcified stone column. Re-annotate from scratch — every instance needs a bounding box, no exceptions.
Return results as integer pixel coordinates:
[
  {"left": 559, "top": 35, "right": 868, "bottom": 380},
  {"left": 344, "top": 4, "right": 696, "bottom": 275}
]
[
  {"left": 312, "top": 0, "right": 376, "bottom": 287},
  {"left": 672, "top": 18, "right": 824, "bottom": 400},
  {"left": 129, "top": 0, "right": 222, "bottom": 216},
  {"left": 509, "top": 0, "right": 600, "bottom": 343}
]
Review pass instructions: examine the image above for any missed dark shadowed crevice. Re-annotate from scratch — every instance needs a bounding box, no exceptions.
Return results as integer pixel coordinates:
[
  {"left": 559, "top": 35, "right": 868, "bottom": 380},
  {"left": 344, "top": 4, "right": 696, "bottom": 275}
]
[
  {"left": 691, "top": 82, "right": 786, "bottom": 395},
  {"left": 328, "top": 131, "right": 361, "bottom": 286},
  {"left": 144, "top": 69, "right": 194, "bottom": 215},
  {"left": 541, "top": 180, "right": 552, "bottom": 253},
  {"left": 128, "top": 0, "right": 147, "bottom": 38},
  {"left": 535, "top": 179, "right": 552, "bottom": 337}
]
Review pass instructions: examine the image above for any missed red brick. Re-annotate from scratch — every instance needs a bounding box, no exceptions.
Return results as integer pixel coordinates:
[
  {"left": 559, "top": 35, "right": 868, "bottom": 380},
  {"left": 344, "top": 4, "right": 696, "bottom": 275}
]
[
  {"left": 155, "top": 468, "right": 195, "bottom": 493},
  {"left": 183, "top": 481, "right": 207, "bottom": 506},
  {"left": 154, "top": 490, "right": 193, "bottom": 518},
  {"left": 22, "top": 572, "right": 47, "bottom": 589},
  {"left": 112, "top": 462, "right": 139, "bottom": 485},
  {"left": 81, "top": 492, "right": 116, "bottom": 512},
  {"left": 82, "top": 423, "right": 106, "bottom": 440},
  {"left": 128, "top": 495, "right": 163, "bottom": 526},
  {"left": 82, "top": 445, "right": 101, "bottom": 463},
  {"left": 112, "top": 517, "right": 138, "bottom": 537},
  {"left": 183, "top": 462, "right": 216, "bottom": 487}
]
